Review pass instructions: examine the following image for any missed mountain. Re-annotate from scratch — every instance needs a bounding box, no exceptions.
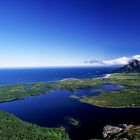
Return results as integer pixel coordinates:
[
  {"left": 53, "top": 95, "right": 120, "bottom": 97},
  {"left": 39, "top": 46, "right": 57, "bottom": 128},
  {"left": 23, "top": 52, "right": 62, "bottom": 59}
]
[{"left": 114, "top": 59, "right": 140, "bottom": 73}]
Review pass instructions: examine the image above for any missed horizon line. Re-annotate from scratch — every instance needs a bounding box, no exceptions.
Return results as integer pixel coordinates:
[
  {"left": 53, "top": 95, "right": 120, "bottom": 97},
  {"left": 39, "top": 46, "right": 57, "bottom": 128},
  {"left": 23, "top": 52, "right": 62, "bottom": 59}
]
[{"left": 0, "top": 65, "right": 121, "bottom": 69}]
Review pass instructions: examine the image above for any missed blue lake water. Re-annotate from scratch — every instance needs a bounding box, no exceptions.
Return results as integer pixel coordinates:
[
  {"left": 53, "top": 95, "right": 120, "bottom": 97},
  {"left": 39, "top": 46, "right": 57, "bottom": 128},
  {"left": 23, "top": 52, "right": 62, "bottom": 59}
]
[
  {"left": 0, "top": 67, "right": 140, "bottom": 140},
  {"left": 75, "top": 83, "right": 125, "bottom": 97}
]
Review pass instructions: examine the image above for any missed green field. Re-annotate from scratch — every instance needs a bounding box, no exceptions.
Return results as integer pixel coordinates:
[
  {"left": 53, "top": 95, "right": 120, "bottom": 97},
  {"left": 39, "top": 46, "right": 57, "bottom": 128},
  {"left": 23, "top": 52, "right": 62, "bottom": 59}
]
[{"left": 109, "top": 73, "right": 140, "bottom": 86}]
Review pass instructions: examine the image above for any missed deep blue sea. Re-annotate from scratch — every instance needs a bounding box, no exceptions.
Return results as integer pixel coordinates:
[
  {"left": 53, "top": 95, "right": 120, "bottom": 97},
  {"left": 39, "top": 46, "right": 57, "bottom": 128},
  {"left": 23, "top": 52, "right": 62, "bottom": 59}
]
[
  {"left": 1, "top": 67, "right": 140, "bottom": 140},
  {"left": 0, "top": 67, "right": 115, "bottom": 85}
]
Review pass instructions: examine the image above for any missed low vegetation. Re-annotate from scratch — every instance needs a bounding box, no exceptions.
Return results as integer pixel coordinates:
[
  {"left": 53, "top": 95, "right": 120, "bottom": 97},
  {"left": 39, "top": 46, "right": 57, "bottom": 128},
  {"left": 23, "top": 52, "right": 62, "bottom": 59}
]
[
  {"left": 71, "top": 73, "right": 140, "bottom": 108},
  {"left": 65, "top": 117, "right": 79, "bottom": 126},
  {"left": 0, "top": 73, "right": 140, "bottom": 107},
  {"left": 80, "top": 88, "right": 140, "bottom": 108},
  {"left": 0, "top": 111, "right": 70, "bottom": 140},
  {"left": 109, "top": 73, "right": 140, "bottom": 86},
  {"left": 0, "top": 78, "right": 106, "bottom": 102}
]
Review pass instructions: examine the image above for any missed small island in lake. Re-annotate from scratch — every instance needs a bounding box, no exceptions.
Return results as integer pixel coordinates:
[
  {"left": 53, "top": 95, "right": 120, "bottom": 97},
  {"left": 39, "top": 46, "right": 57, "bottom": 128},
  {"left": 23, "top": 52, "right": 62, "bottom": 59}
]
[{"left": 65, "top": 117, "right": 80, "bottom": 126}]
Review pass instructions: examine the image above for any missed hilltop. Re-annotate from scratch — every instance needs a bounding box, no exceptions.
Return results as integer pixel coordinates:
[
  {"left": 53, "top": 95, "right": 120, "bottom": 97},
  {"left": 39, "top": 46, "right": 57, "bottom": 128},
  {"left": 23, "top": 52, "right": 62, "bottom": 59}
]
[{"left": 114, "top": 59, "right": 140, "bottom": 73}]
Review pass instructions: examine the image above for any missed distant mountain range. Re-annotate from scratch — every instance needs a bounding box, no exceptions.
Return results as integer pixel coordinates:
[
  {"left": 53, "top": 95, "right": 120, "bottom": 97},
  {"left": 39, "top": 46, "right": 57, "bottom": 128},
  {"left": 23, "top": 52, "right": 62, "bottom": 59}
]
[{"left": 114, "top": 59, "right": 140, "bottom": 73}]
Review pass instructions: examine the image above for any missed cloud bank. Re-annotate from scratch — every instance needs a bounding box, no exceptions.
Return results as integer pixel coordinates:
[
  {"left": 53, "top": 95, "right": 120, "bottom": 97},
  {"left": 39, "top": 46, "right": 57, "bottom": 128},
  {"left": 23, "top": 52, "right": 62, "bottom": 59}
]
[{"left": 86, "top": 55, "right": 140, "bottom": 66}]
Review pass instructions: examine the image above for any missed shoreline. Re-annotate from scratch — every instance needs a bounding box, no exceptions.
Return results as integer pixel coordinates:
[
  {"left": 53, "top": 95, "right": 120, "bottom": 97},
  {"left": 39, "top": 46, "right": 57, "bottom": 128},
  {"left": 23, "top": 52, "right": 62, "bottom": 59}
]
[
  {"left": 103, "top": 74, "right": 111, "bottom": 78},
  {"left": 60, "top": 78, "right": 80, "bottom": 81},
  {"left": 0, "top": 72, "right": 110, "bottom": 86},
  {"left": 80, "top": 100, "right": 140, "bottom": 109}
]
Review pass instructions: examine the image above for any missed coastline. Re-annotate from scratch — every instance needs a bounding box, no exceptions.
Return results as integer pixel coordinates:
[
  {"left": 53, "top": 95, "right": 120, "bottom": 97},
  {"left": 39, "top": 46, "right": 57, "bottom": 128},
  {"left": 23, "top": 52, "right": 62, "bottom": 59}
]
[
  {"left": 103, "top": 74, "right": 111, "bottom": 78},
  {"left": 60, "top": 78, "right": 80, "bottom": 81},
  {"left": 80, "top": 99, "right": 140, "bottom": 109}
]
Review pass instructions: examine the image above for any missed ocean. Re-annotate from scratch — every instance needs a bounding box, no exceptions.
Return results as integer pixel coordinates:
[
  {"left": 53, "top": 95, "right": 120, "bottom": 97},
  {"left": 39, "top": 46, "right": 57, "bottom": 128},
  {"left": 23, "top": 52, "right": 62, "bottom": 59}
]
[{"left": 0, "top": 67, "right": 115, "bottom": 85}]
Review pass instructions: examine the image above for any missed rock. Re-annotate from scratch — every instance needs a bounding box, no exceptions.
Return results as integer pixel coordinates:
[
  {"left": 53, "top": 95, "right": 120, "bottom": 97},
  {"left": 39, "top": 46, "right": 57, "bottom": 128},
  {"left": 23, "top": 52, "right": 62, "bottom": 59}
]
[
  {"left": 119, "top": 124, "right": 128, "bottom": 128},
  {"left": 103, "top": 124, "right": 135, "bottom": 140},
  {"left": 103, "top": 125, "right": 123, "bottom": 139},
  {"left": 124, "top": 125, "right": 134, "bottom": 133}
]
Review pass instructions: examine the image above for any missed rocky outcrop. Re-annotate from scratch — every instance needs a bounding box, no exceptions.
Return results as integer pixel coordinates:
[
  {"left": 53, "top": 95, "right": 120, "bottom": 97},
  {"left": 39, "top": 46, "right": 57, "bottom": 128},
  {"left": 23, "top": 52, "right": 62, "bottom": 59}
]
[
  {"left": 103, "top": 124, "right": 135, "bottom": 140},
  {"left": 103, "top": 125, "right": 123, "bottom": 139}
]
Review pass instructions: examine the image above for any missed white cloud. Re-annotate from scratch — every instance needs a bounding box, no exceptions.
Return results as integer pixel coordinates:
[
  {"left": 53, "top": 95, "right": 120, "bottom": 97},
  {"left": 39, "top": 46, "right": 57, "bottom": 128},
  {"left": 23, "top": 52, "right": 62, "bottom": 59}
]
[
  {"left": 86, "top": 54, "right": 140, "bottom": 66},
  {"left": 133, "top": 55, "right": 140, "bottom": 61},
  {"left": 102, "top": 56, "right": 130, "bottom": 65}
]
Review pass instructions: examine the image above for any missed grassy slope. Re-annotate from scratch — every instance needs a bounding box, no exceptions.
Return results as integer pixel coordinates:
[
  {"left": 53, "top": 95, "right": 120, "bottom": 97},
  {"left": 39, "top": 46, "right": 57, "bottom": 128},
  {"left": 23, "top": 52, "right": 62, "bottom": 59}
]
[
  {"left": 0, "top": 111, "right": 69, "bottom": 140},
  {"left": 109, "top": 73, "right": 140, "bottom": 86}
]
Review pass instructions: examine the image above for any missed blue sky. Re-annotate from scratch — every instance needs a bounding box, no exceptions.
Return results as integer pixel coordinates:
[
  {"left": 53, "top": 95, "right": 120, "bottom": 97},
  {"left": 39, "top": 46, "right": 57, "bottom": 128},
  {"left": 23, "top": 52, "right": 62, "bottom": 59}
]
[{"left": 0, "top": 0, "right": 140, "bottom": 67}]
